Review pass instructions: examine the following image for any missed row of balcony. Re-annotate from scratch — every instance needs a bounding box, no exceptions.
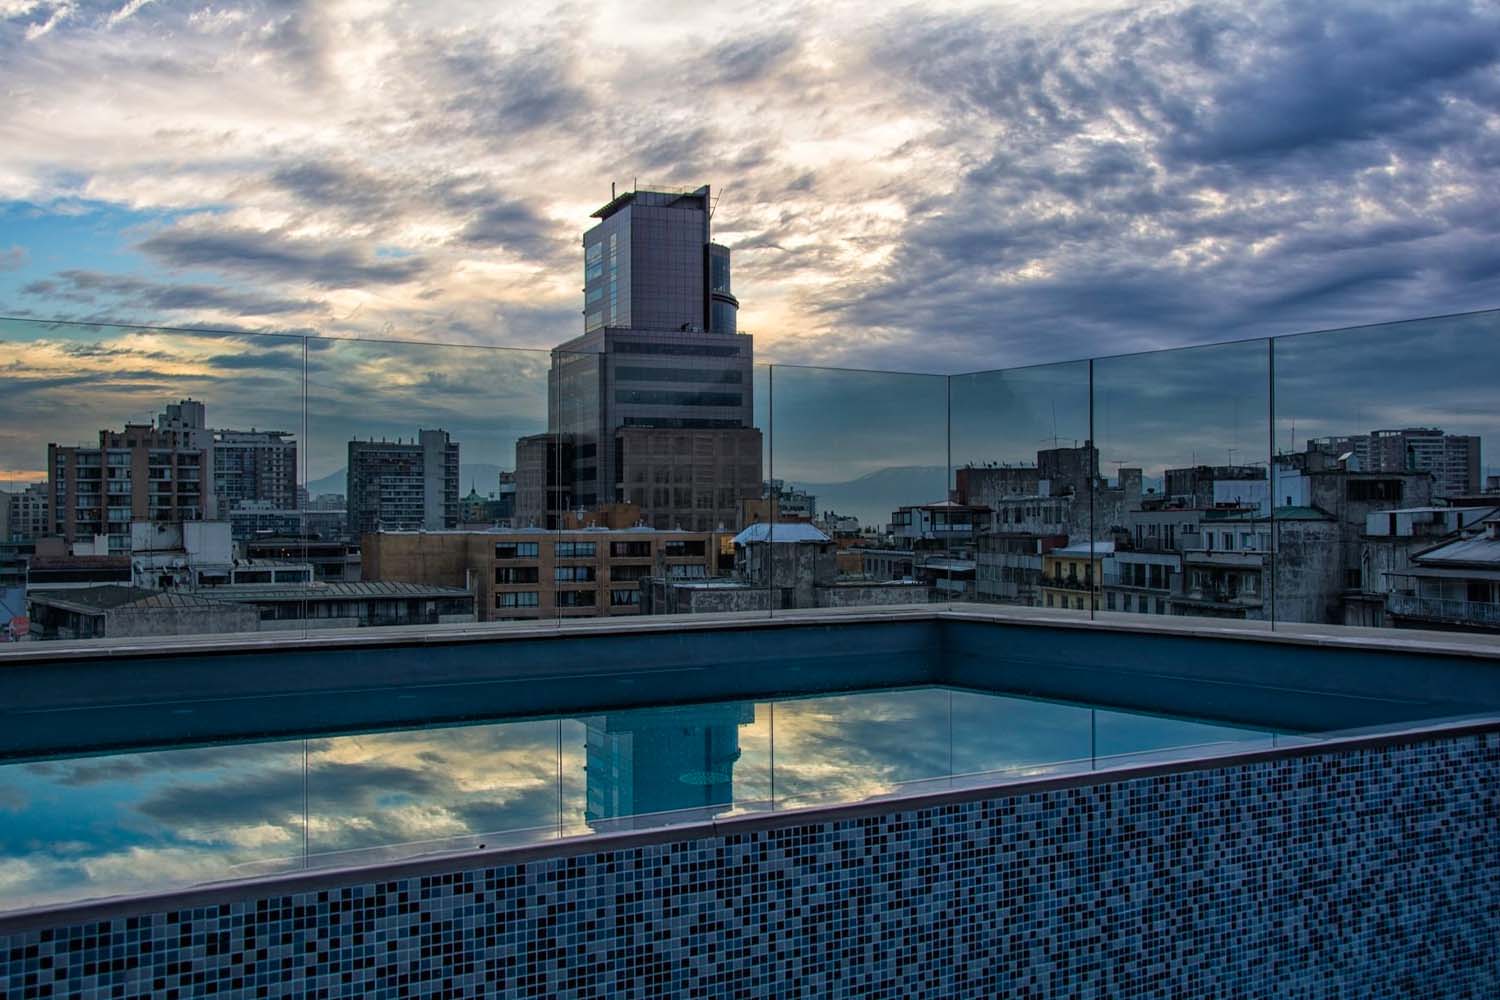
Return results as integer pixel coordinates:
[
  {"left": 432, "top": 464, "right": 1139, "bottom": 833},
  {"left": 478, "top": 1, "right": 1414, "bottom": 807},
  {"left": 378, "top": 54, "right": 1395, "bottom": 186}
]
[{"left": 1388, "top": 595, "right": 1500, "bottom": 627}]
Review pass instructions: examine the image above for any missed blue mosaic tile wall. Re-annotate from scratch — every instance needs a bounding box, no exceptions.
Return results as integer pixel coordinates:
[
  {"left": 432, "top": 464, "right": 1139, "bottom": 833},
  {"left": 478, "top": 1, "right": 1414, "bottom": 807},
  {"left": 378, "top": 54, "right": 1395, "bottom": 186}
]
[{"left": 3, "top": 732, "right": 1496, "bottom": 999}]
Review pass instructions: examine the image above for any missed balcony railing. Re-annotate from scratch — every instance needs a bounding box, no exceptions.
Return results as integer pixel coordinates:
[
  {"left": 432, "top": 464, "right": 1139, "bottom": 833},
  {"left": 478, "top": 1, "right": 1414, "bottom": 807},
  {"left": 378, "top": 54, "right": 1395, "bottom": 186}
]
[{"left": 1388, "top": 595, "right": 1500, "bottom": 627}]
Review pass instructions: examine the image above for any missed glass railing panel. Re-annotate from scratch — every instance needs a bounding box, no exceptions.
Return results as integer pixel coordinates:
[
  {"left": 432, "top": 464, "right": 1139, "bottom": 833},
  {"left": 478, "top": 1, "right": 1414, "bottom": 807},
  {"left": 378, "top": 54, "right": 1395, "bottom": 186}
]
[
  {"left": 0, "top": 317, "right": 308, "bottom": 646},
  {"left": 304, "top": 336, "right": 551, "bottom": 632},
  {"left": 948, "top": 360, "right": 1091, "bottom": 610},
  {"left": 0, "top": 739, "right": 306, "bottom": 909},
  {"left": 1271, "top": 309, "right": 1500, "bottom": 632},
  {"left": 767, "top": 364, "right": 948, "bottom": 616},
  {"left": 1090, "top": 339, "right": 1271, "bottom": 623}
]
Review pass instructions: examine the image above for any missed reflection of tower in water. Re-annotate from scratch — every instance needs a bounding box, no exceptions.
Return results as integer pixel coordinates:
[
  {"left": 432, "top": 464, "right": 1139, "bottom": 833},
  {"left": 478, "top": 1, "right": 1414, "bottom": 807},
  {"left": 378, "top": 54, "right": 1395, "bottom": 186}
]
[{"left": 583, "top": 702, "right": 754, "bottom": 832}]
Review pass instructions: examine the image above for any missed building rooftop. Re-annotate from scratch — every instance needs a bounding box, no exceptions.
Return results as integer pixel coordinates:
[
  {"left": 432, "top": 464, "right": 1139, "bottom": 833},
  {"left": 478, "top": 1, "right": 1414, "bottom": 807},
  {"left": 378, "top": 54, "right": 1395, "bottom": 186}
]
[
  {"left": 1051, "top": 541, "right": 1117, "bottom": 557},
  {"left": 1411, "top": 533, "right": 1500, "bottom": 567},
  {"left": 733, "top": 523, "right": 832, "bottom": 545},
  {"left": 591, "top": 185, "right": 709, "bottom": 221},
  {"left": 29, "top": 587, "right": 230, "bottom": 613},
  {"left": 186, "top": 581, "right": 474, "bottom": 602},
  {"left": 1213, "top": 506, "right": 1332, "bottom": 522}
]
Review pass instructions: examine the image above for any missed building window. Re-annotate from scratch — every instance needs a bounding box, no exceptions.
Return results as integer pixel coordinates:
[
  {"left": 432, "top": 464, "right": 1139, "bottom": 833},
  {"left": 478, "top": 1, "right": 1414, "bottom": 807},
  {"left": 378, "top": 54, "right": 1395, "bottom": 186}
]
[
  {"left": 610, "top": 589, "right": 641, "bottom": 607},
  {"left": 610, "top": 540, "right": 652, "bottom": 558},
  {"left": 555, "top": 565, "right": 597, "bottom": 582},
  {"left": 556, "top": 542, "right": 597, "bottom": 558},
  {"left": 497, "top": 592, "right": 539, "bottom": 608},
  {"left": 1347, "top": 479, "right": 1403, "bottom": 502},
  {"left": 664, "top": 539, "right": 706, "bottom": 557},
  {"left": 495, "top": 542, "right": 540, "bottom": 559},
  {"left": 495, "top": 566, "right": 539, "bottom": 584},
  {"left": 615, "top": 390, "right": 742, "bottom": 407},
  {"left": 557, "top": 590, "right": 596, "bottom": 608},
  {"left": 614, "top": 366, "right": 743, "bottom": 385}
]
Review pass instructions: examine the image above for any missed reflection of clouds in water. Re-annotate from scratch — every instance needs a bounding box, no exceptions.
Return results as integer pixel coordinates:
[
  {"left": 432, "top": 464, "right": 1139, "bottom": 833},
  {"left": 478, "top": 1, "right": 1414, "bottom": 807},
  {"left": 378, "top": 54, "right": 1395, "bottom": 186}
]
[
  {"left": 0, "top": 721, "right": 571, "bottom": 908},
  {"left": 304, "top": 725, "right": 563, "bottom": 850},
  {"left": 0, "top": 686, "right": 1277, "bottom": 910},
  {"left": 771, "top": 691, "right": 958, "bottom": 804}
]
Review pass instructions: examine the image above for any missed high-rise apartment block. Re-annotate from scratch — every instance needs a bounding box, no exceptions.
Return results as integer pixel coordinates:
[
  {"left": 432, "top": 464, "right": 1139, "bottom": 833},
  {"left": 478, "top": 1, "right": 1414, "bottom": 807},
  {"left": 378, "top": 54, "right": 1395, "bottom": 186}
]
[
  {"left": 1308, "top": 428, "right": 1481, "bottom": 497},
  {"left": 1, "top": 483, "right": 50, "bottom": 542},
  {"left": 519, "top": 185, "right": 762, "bottom": 531},
  {"left": 347, "top": 430, "right": 460, "bottom": 535},
  {"left": 48, "top": 402, "right": 214, "bottom": 552},
  {"left": 213, "top": 429, "right": 298, "bottom": 513}
]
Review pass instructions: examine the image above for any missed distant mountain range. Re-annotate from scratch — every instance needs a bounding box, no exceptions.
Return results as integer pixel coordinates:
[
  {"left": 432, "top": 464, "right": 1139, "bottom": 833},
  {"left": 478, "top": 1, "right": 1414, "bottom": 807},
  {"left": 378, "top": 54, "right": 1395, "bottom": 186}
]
[
  {"left": 788, "top": 465, "right": 949, "bottom": 528},
  {"left": 305, "top": 463, "right": 510, "bottom": 499}
]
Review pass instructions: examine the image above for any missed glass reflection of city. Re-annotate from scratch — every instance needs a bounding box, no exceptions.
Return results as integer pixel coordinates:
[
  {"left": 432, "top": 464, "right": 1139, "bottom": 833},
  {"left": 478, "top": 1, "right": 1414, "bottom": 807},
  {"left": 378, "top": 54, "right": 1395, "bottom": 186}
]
[{"left": 2, "top": 183, "right": 1498, "bottom": 645}]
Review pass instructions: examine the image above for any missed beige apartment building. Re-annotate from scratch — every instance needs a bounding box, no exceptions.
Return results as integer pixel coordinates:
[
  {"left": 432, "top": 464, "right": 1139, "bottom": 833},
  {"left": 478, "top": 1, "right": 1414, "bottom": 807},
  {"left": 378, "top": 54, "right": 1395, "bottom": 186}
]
[{"left": 363, "top": 526, "right": 733, "bottom": 621}]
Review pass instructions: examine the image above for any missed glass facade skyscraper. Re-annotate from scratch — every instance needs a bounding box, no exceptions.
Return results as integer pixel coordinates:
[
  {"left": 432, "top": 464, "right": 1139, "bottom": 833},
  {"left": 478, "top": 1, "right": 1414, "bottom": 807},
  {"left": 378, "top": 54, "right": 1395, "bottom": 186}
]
[
  {"left": 520, "top": 185, "right": 761, "bottom": 530},
  {"left": 581, "top": 185, "right": 737, "bottom": 335}
]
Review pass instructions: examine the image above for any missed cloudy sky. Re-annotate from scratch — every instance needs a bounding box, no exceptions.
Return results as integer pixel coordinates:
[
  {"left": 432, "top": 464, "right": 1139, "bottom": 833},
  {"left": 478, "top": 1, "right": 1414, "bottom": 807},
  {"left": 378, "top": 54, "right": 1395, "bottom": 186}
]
[
  {"left": 1, "top": 0, "right": 1498, "bottom": 486},
  {"left": 2, "top": 0, "right": 1499, "bottom": 370}
]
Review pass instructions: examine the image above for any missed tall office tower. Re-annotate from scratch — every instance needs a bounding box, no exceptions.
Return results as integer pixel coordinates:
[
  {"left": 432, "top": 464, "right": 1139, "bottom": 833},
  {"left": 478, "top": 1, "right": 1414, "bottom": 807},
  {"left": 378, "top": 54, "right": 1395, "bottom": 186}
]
[
  {"left": 521, "top": 185, "right": 762, "bottom": 531},
  {"left": 48, "top": 399, "right": 215, "bottom": 552},
  {"left": 347, "top": 430, "right": 460, "bottom": 536}
]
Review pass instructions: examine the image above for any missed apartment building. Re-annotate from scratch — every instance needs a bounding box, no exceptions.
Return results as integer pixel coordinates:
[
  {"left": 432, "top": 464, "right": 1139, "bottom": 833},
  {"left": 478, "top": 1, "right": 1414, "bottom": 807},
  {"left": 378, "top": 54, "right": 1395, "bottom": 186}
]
[
  {"left": 347, "top": 430, "right": 460, "bottom": 535},
  {"left": 48, "top": 404, "right": 213, "bottom": 552},
  {"left": 362, "top": 526, "right": 730, "bottom": 621}
]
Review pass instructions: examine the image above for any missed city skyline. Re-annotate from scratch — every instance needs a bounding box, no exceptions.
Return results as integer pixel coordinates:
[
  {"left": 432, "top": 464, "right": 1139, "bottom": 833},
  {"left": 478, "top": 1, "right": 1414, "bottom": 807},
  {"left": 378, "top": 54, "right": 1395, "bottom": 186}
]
[
  {"left": 3, "top": 309, "right": 1500, "bottom": 494},
  {"left": 0, "top": 1, "right": 1497, "bottom": 375}
]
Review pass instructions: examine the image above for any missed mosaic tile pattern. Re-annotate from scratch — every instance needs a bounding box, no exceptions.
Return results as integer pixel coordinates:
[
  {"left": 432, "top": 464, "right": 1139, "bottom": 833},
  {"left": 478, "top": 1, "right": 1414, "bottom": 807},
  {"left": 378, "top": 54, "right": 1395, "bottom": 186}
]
[{"left": 3, "top": 732, "right": 1496, "bottom": 999}]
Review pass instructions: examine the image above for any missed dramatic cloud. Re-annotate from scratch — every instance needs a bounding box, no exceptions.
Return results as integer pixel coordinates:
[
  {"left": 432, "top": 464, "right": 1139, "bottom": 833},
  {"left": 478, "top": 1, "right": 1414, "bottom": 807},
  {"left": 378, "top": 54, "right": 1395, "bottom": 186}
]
[
  {"left": 1, "top": 0, "right": 1498, "bottom": 485},
  {"left": 22, "top": 268, "right": 320, "bottom": 315},
  {"left": 2, "top": 0, "right": 1497, "bottom": 371},
  {"left": 831, "top": 0, "right": 1500, "bottom": 369},
  {"left": 138, "top": 225, "right": 429, "bottom": 289}
]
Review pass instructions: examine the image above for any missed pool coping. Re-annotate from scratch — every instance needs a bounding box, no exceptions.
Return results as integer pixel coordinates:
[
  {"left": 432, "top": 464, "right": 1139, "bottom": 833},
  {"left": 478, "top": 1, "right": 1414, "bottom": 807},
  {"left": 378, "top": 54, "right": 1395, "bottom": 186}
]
[
  {"left": 2, "top": 711, "right": 1495, "bottom": 936},
  {"left": 3, "top": 602, "right": 1500, "bottom": 665}
]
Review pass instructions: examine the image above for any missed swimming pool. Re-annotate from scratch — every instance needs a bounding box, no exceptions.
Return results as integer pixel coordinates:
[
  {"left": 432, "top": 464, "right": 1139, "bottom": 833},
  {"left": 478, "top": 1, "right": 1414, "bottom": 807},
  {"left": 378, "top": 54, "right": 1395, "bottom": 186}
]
[
  {"left": 2, "top": 611, "right": 1498, "bottom": 1000},
  {"left": 5, "top": 610, "right": 1495, "bottom": 914},
  {"left": 5, "top": 611, "right": 1494, "bottom": 917},
  {"left": 1, "top": 681, "right": 1295, "bottom": 911}
]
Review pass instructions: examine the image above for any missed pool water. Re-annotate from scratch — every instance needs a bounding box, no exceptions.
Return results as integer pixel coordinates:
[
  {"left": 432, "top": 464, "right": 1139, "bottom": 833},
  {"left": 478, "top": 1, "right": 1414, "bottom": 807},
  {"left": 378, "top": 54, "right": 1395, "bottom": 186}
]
[{"left": 0, "top": 684, "right": 1282, "bottom": 911}]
